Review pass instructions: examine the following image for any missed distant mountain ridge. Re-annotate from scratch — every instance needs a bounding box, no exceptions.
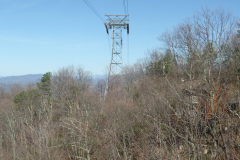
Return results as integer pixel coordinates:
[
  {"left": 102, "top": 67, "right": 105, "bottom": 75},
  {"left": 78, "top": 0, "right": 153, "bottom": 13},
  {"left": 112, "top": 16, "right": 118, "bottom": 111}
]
[
  {"left": 0, "top": 74, "right": 107, "bottom": 85},
  {"left": 92, "top": 74, "right": 107, "bottom": 80},
  {"left": 0, "top": 74, "right": 43, "bottom": 84}
]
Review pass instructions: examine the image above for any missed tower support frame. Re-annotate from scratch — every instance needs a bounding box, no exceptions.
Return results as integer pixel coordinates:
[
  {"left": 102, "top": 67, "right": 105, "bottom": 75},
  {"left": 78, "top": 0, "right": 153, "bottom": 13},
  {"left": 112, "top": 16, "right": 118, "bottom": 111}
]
[{"left": 104, "top": 15, "right": 129, "bottom": 97}]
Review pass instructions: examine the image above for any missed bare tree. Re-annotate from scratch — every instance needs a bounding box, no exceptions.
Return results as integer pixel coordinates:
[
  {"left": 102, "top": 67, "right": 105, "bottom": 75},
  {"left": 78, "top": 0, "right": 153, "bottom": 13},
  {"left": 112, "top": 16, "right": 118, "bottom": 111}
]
[{"left": 147, "top": 7, "right": 240, "bottom": 159}]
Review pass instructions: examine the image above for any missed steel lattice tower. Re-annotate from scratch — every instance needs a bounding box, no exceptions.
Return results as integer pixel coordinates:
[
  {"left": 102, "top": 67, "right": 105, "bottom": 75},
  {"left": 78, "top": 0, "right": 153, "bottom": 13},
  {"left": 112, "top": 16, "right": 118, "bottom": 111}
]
[{"left": 104, "top": 15, "right": 129, "bottom": 97}]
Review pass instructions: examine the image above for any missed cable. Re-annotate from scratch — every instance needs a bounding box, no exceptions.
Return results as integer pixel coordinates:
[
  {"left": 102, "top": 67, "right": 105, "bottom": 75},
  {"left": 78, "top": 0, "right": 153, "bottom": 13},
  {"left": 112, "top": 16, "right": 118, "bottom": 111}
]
[
  {"left": 126, "top": 0, "right": 129, "bottom": 15},
  {"left": 84, "top": 0, "right": 105, "bottom": 22},
  {"left": 122, "top": 0, "right": 127, "bottom": 15},
  {"left": 122, "top": 0, "right": 129, "bottom": 65},
  {"left": 84, "top": 0, "right": 104, "bottom": 21},
  {"left": 106, "top": 34, "right": 112, "bottom": 56},
  {"left": 127, "top": 33, "right": 129, "bottom": 65},
  {"left": 126, "top": 0, "right": 129, "bottom": 64},
  {"left": 83, "top": 0, "right": 105, "bottom": 23}
]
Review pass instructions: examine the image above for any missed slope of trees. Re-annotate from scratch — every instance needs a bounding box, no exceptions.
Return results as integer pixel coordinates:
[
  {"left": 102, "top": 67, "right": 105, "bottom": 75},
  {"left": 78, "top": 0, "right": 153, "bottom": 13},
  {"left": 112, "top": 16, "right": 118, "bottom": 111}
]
[{"left": 0, "top": 7, "right": 239, "bottom": 160}]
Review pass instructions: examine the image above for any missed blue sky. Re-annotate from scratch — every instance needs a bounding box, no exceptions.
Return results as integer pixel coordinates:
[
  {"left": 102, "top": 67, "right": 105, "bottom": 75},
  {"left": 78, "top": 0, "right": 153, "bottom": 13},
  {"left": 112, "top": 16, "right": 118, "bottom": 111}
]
[{"left": 0, "top": 0, "right": 239, "bottom": 76}]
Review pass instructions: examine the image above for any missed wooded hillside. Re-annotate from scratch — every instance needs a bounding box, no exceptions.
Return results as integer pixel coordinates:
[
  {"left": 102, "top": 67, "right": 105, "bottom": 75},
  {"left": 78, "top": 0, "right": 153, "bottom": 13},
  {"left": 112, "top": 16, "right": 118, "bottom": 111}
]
[{"left": 0, "top": 7, "right": 240, "bottom": 159}]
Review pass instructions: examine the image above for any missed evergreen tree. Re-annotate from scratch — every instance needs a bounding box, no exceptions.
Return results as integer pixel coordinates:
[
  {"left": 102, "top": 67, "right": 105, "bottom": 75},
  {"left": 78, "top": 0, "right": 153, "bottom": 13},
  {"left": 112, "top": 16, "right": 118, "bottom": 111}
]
[
  {"left": 146, "top": 49, "right": 173, "bottom": 76},
  {"left": 162, "top": 49, "right": 173, "bottom": 74},
  {"left": 37, "top": 72, "right": 52, "bottom": 97},
  {"left": 237, "top": 23, "right": 240, "bottom": 37}
]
